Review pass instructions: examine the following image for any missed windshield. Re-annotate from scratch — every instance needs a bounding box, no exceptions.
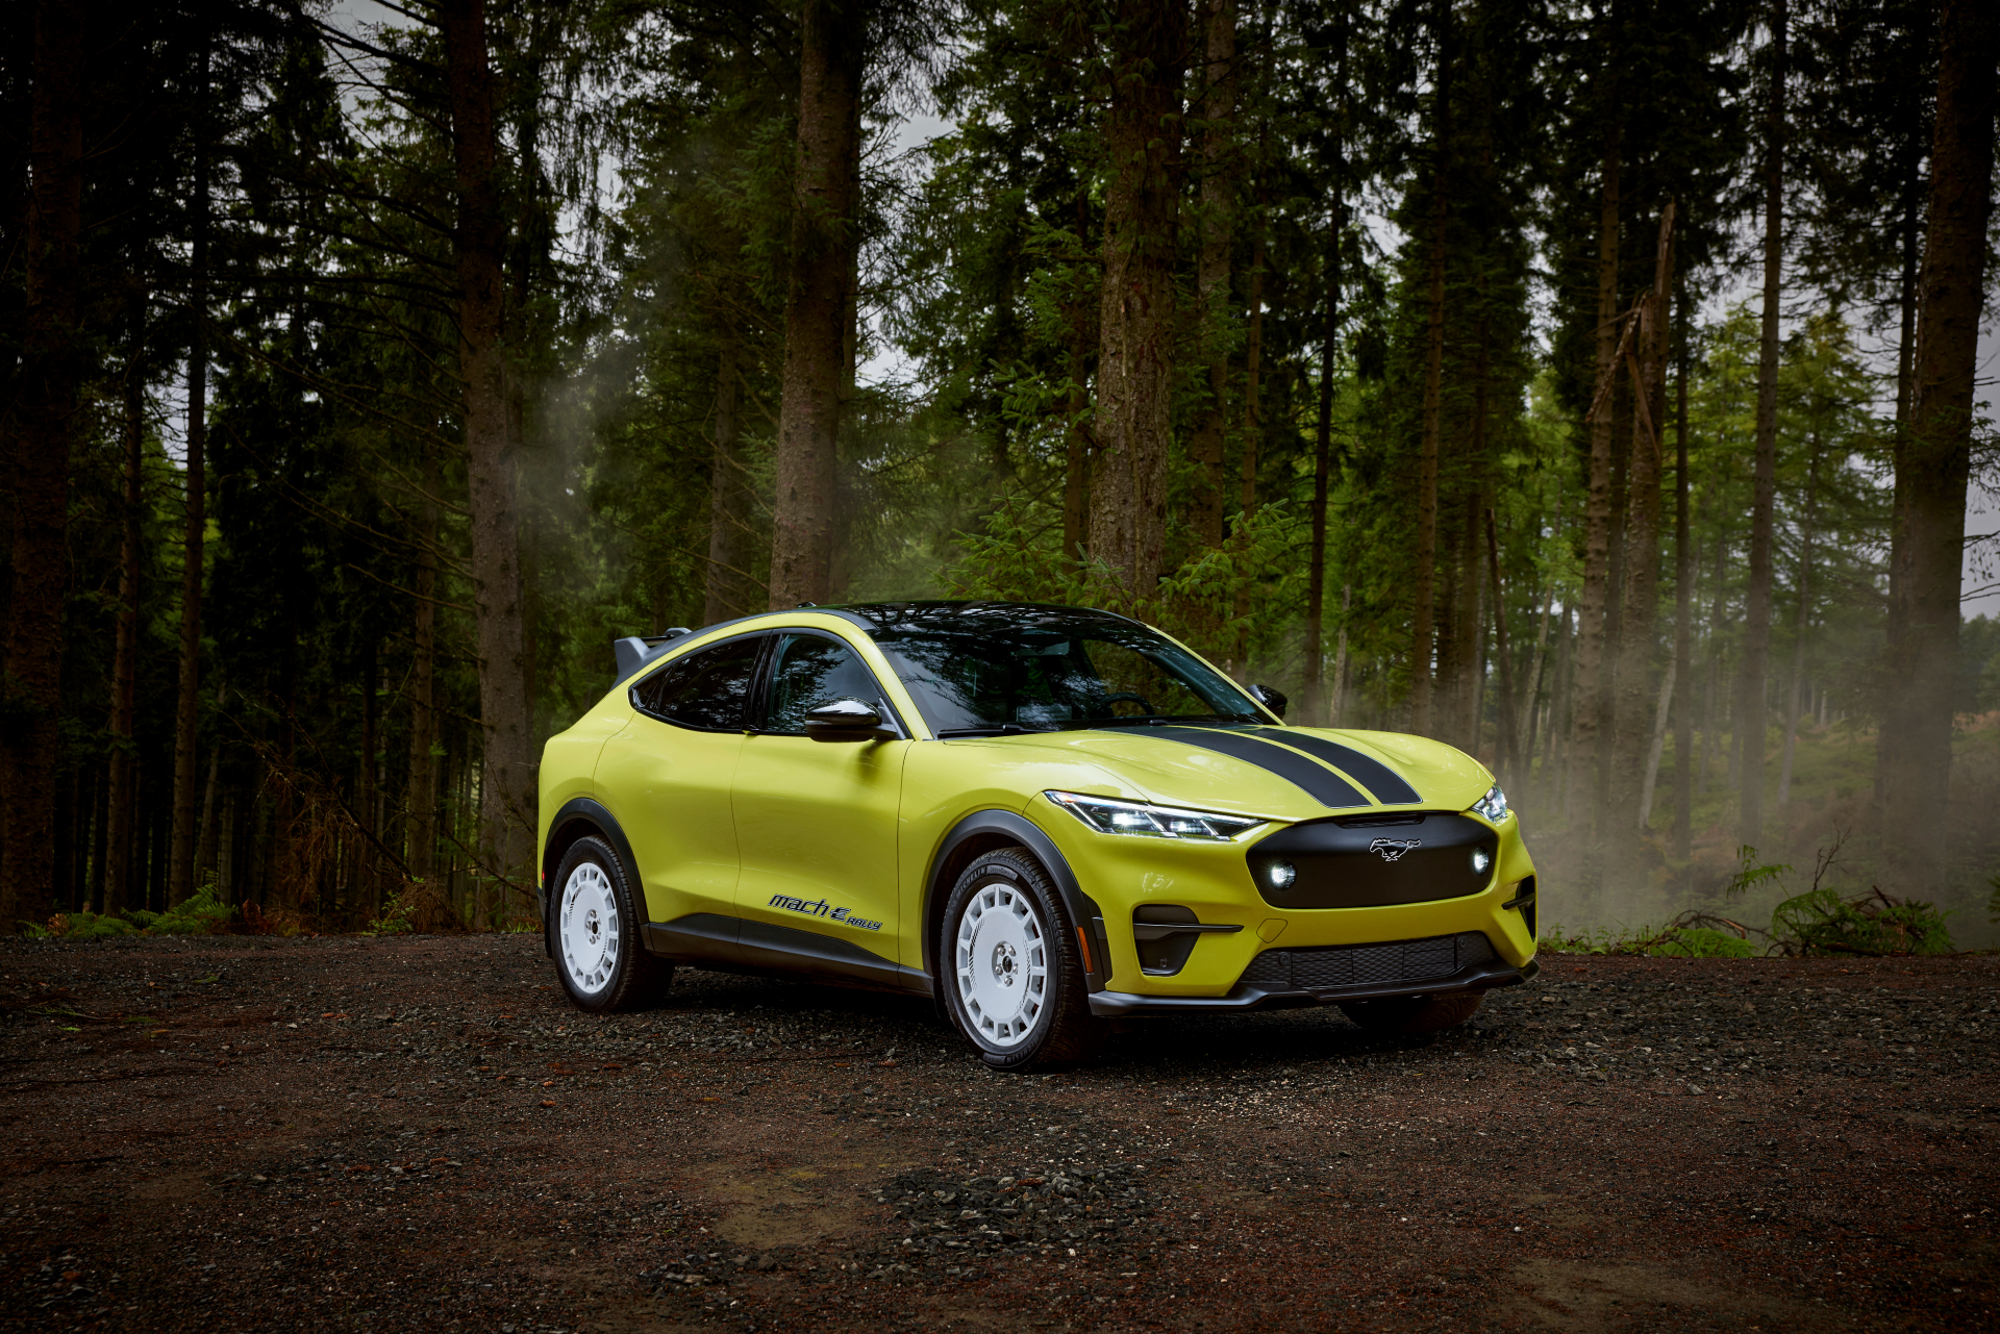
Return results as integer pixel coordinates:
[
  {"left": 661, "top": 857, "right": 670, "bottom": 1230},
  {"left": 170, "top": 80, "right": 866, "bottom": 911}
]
[{"left": 870, "top": 616, "right": 1262, "bottom": 735}]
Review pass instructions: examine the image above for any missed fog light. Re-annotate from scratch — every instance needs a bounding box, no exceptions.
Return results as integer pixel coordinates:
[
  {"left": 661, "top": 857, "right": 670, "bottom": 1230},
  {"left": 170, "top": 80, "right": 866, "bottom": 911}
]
[
  {"left": 1268, "top": 861, "right": 1297, "bottom": 890},
  {"left": 1471, "top": 848, "right": 1492, "bottom": 875}
]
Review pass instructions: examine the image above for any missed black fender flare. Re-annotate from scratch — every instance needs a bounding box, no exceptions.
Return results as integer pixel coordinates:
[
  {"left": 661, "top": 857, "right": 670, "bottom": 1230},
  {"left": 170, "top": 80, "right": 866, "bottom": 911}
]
[
  {"left": 540, "top": 797, "right": 644, "bottom": 958},
  {"left": 921, "top": 807, "right": 1111, "bottom": 999}
]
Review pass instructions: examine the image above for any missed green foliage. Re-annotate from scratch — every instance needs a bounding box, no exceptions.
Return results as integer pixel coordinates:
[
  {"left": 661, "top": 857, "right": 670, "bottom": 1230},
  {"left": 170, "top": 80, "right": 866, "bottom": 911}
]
[
  {"left": 1770, "top": 886, "right": 1954, "bottom": 958},
  {"left": 364, "top": 897, "right": 417, "bottom": 937},
  {"left": 1541, "top": 911, "right": 1756, "bottom": 958},
  {"left": 939, "top": 492, "right": 1304, "bottom": 668},
  {"left": 1724, "top": 845, "right": 1793, "bottom": 899},
  {"left": 28, "top": 885, "right": 243, "bottom": 941},
  {"left": 1651, "top": 928, "right": 1757, "bottom": 959}
]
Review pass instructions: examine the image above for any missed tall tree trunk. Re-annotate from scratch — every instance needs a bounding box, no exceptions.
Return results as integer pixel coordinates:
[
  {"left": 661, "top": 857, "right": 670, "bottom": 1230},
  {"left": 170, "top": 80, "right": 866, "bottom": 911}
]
[
  {"left": 1090, "top": 0, "right": 1187, "bottom": 600},
  {"left": 1671, "top": 277, "right": 1694, "bottom": 861},
  {"left": 1410, "top": 0, "right": 1451, "bottom": 735},
  {"left": 1551, "top": 606, "right": 1574, "bottom": 810},
  {"left": 1776, "top": 444, "right": 1819, "bottom": 814},
  {"left": 1879, "top": 0, "right": 1997, "bottom": 894},
  {"left": 1332, "top": 582, "right": 1352, "bottom": 727},
  {"left": 1188, "top": 0, "right": 1235, "bottom": 553},
  {"left": 169, "top": 44, "right": 211, "bottom": 908},
  {"left": 106, "top": 329, "right": 145, "bottom": 915},
  {"left": 196, "top": 674, "right": 225, "bottom": 888},
  {"left": 1637, "top": 657, "right": 1676, "bottom": 831},
  {"left": 407, "top": 450, "right": 440, "bottom": 883},
  {"left": 769, "top": 0, "right": 864, "bottom": 609},
  {"left": 1700, "top": 516, "right": 1728, "bottom": 793},
  {"left": 1609, "top": 203, "right": 1674, "bottom": 867},
  {"left": 703, "top": 336, "right": 758, "bottom": 623},
  {"left": 1736, "top": 0, "right": 1786, "bottom": 848},
  {"left": 441, "top": 0, "right": 535, "bottom": 924},
  {"left": 1485, "top": 510, "right": 1518, "bottom": 780},
  {"left": 1230, "top": 212, "right": 1265, "bottom": 674},
  {"left": 1304, "top": 210, "right": 1342, "bottom": 726},
  {"left": 1, "top": 0, "right": 84, "bottom": 930},
  {"left": 1569, "top": 103, "right": 1619, "bottom": 834}
]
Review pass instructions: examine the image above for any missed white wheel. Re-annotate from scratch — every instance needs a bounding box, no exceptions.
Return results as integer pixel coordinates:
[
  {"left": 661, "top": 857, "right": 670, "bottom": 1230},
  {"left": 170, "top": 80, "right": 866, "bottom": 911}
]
[
  {"left": 560, "top": 860, "right": 621, "bottom": 997},
  {"left": 953, "top": 879, "right": 1051, "bottom": 1050}
]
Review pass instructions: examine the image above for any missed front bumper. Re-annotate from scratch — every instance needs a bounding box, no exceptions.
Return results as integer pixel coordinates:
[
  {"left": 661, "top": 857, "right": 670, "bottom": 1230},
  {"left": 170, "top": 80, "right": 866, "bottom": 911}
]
[{"left": 1087, "top": 953, "right": 1536, "bottom": 1017}]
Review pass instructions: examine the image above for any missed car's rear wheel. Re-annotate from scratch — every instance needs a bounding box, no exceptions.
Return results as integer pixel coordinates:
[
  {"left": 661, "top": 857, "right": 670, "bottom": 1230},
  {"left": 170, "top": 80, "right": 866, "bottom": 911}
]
[
  {"left": 1338, "top": 990, "right": 1484, "bottom": 1035},
  {"left": 549, "top": 835, "right": 673, "bottom": 1013},
  {"left": 941, "top": 848, "right": 1104, "bottom": 1071}
]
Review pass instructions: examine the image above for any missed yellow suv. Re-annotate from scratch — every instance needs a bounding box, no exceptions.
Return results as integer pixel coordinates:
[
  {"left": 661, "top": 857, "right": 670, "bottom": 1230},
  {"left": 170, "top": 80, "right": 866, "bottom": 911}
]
[{"left": 537, "top": 602, "right": 1538, "bottom": 1069}]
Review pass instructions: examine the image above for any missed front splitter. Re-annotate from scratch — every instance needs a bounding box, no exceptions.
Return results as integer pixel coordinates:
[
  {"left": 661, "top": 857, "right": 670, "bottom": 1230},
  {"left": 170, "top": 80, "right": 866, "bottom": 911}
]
[{"left": 1085, "top": 957, "right": 1537, "bottom": 1018}]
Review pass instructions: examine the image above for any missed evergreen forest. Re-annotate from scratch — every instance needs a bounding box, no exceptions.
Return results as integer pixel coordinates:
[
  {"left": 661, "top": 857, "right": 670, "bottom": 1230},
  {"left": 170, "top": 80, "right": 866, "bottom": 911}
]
[{"left": 3, "top": 0, "right": 1997, "bottom": 945}]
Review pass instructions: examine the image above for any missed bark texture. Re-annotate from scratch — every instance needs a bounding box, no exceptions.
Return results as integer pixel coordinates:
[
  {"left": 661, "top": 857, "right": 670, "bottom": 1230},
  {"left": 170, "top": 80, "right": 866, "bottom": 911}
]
[
  {"left": 1569, "top": 112, "right": 1619, "bottom": 834},
  {"left": 1609, "top": 203, "right": 1674, "bottom": 861},
  {"left": 170, "top": 68, "right": 210, "bottom": 906},
  {"left": 1409, "top": 0, "right": 1451, "bottom": 735},
  {"left": 441, "top": 0, "right": 535, "bottom": 921},
  {"left": 1090, "top": 0, "right": 1187, "bottom": 598},
  {"left": 1736, "top": 0, "right": 1786, "bottom": 846},
  {"left": 703, "top": 338, "right": 759, "bottom": 623},
  {"left": 106, "top": 336, "right": 145, "bottom": 914},
  {"left": 407, "top": 451, "right": 441, "bottom": 882},
  {"left": 1878, "top": 0, "right": 1997, "bottom": 893},
  {"left": 1187, "top": 0, "right": 1235, "bottom": 553},
  {"left": 768, "top": 0, "right": 864, "bottom": 610},
  {"left": 1671, "top": 284, "right": 1693, "bottom": 861},
  {"left": 2, "top": 0, "right": 84, "bottom": 929}
]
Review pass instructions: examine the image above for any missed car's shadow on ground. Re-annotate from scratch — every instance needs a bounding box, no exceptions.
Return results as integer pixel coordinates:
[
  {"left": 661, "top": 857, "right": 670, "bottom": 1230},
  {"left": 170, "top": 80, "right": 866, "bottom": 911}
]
[{"left": 651, "top": 961, "right": 1481, "bottom": 1075}]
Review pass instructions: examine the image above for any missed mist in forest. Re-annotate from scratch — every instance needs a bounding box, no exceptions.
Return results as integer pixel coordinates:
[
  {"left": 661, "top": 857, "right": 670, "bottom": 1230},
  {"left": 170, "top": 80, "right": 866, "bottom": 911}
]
[{"left": 1, "top": 0, "right": 1994, "bottom": 953}]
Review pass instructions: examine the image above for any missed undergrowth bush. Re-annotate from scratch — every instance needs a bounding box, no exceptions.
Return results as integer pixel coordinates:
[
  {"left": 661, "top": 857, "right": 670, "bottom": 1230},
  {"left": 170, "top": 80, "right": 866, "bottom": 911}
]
[
  {"left": 1541, "top": 913, "right": 1756, "bottom": 958},
  {"left": 25, "top": 883, "right": 239, "bottom": 939},
  {"left": 1769, "top": 886, "right": 1953, "bottom": 957}
]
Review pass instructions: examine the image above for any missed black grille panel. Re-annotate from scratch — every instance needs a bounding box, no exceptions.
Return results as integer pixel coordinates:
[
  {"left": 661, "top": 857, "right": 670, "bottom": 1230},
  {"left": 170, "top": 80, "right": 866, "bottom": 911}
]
[
  {"left": 1237, "top": 932, "right": 1496, "bottom": 992},
  {"left": 1246, "top": 812, "right": 1498, "bottom": 908}
]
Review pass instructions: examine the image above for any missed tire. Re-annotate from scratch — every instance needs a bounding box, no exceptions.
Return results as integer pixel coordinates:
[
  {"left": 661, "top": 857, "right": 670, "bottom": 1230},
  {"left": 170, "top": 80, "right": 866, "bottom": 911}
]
[
  {"left": 940, "top": 848, "right": 1105, "bottom": 1071},
  {"left": 1338, "top": 990, "right": 1484, "bottom": 1036},
  {"left": 548, "top": 835, "right": 673, "bottom": 1014}
]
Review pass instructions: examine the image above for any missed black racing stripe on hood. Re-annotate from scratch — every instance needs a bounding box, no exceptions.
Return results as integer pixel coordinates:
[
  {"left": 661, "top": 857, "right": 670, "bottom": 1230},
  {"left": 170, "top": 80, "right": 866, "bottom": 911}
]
[
  {"left": 1254, "top": 729, "right": 1423, "bottom": 805},
  {"left": 1147, "top": 727, "right": 1368, "bottom": 808}
]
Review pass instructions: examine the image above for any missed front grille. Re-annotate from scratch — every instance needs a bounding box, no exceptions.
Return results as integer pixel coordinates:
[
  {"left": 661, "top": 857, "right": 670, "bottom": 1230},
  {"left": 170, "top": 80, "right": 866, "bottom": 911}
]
[
  {"left": 1246, "top": 812, "right": 1499, "bottom": 909},
  {"left": 1237, "top": 931, "right": 1496, "bottom": 992}
]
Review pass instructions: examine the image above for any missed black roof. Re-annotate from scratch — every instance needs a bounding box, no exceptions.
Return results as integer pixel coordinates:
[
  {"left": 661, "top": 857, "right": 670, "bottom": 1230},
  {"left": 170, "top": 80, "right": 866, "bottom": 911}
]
[{"left": 824, "top": 600, "right": 1147, "bottom": 635}]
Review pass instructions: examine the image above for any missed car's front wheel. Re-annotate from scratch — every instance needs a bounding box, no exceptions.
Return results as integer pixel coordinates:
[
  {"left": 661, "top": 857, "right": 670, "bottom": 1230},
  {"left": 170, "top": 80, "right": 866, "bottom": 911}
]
[
  {"left": 549, "top": 835, "right": 673, "bottom": 1013},
  {"left": 941, "top": 848, "right": 1104, "bottom": 1071},
  {"left": 1338, "top": 990, "right": 1483, "bottom": 1035}
]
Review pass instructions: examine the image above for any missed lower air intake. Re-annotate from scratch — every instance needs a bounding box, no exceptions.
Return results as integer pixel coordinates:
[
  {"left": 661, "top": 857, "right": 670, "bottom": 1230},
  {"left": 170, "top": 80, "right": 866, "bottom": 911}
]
[{"left": 1237, "top": 931, "right": 1496, "bottom": 992}]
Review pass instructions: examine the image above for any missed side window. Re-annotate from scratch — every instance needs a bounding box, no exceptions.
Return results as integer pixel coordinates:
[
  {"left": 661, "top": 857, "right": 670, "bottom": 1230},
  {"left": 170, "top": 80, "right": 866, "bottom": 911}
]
[
  {"left": 631, "top": 635, "right": 765, "bottom": 731},
  {"left": 764, "top": 634, "right": 890, "bottom": 736}
]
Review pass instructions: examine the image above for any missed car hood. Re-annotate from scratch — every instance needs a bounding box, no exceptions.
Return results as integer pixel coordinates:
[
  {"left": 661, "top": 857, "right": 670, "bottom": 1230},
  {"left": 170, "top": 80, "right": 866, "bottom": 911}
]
[{"left": 952, "top": 725, "right": 1492, "bottom": 821}]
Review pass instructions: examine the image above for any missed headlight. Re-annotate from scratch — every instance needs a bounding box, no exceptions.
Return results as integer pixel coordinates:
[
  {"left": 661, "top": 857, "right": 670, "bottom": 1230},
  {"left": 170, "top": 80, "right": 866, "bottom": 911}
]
[
  {"left": 1471, "top": 783, "right": 1509, "bottom": 824},
  {"left": 1045, "top": 791, "right": 1266, "bottom": 841}
]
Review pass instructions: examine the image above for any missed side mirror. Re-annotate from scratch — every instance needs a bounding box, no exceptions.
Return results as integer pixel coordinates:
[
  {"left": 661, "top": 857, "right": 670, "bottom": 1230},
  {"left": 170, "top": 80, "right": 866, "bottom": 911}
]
[
  {"left": 804, "top": 698, "right": 894, "bottom": 742},
  {"left": 1250, "top": 683, "right": 1288, "bottom": 719}
]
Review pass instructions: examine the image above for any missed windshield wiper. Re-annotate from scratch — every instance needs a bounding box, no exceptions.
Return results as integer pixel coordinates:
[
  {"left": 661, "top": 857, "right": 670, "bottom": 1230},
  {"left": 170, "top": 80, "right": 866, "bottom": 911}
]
[
  {"left": 1092, "top": 715, "right": 1257, "bottom": 729},
  {"left": 936, "top": 724, "right": 1039, "bottom": 738}
]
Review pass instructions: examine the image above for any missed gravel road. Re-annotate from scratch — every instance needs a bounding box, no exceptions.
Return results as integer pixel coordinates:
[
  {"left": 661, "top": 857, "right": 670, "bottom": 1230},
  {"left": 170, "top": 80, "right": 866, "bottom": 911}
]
[{"left": 2, "top": 935, "right": 1994, "bottom": 1333}]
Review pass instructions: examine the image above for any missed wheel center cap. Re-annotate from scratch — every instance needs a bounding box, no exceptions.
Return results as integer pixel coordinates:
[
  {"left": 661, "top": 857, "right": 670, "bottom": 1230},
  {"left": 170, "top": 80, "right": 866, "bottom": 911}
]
[
  {"left": 583, "top": 908, "right": 600, "bottom": 941},
  {"left": 990, "top": 939, "right": 1018, "bottom": 987}
]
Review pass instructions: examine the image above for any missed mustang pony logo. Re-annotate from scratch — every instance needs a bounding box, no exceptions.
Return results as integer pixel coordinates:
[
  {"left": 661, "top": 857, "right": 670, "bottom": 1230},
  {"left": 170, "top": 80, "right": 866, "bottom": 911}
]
[{"left": 1368, "top": 838, "right": 1422, "bottom": 863}]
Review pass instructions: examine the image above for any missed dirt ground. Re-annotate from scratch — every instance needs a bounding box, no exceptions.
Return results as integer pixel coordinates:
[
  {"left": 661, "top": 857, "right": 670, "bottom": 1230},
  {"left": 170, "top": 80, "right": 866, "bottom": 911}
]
[{"left": 1, "top": 934, "right": 1994, "bottom": 1334}]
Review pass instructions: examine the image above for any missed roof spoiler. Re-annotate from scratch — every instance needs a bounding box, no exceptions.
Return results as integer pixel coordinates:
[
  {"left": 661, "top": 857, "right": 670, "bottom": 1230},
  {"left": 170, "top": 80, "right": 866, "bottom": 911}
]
[{"left": 612, "top": 628, "right": 691, "bottom": 688}]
